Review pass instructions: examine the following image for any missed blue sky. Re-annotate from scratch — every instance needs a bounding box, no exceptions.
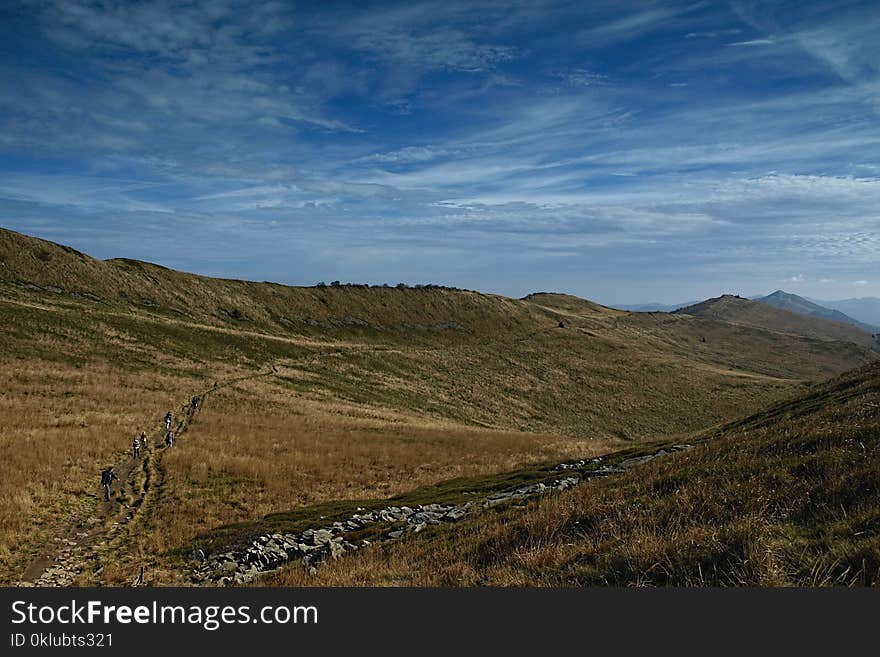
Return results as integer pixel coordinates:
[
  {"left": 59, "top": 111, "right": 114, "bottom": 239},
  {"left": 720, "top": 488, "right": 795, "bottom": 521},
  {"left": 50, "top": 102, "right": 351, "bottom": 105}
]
[{"left": 0, "top": 0, "right": 878, "bottom": 304}]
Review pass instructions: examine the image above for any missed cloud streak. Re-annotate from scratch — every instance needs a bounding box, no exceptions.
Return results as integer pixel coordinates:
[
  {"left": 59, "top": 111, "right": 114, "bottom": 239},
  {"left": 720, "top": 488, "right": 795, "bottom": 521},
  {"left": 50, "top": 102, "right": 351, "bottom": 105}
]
[{"left": 1, "top": 0, "right": 879, "bottom": 304}]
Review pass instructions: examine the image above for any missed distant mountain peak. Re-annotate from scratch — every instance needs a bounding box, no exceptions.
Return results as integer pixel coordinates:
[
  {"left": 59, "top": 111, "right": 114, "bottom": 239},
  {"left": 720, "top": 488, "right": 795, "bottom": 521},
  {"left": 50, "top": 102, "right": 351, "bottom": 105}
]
[
  {"left": 755, "top": 290, "right": 879, "bottom": 336},
  {"left": 672, "top": 292, "right": 879, "bottom": 350}
]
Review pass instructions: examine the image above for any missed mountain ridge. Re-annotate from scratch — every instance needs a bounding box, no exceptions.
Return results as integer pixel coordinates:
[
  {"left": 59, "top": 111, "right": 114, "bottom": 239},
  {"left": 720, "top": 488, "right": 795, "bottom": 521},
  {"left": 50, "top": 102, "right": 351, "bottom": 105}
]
[
  {"left": 2, "top": 227, "right": 879, "bottom": 587},
  {"left": 3, "top": 226, "right": 878, "bottom": 361},
  {"left": 674, "top": 294, "right": 879, "bottom": 350},
  {"left": 810, "top": 295, "right": 880, "bottom": 327},
  {"left": 756, "top": 290, "right": 879, "bottom": 335}
]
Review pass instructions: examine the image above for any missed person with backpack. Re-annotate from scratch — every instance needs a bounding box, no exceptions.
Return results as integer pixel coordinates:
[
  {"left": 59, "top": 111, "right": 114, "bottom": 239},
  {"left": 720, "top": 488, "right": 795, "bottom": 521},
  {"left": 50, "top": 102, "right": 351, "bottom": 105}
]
[
  {"left": 100, "top": 467, "right": 118, "bottom": 501},
  {"left": 164, "top": 411, "right": 172, "bottom": 430},
  {"left": 132, "top": 435, "right": 140, "bottom": 459},
  {"left": 140, "top": 431, "right": 147, "bottom": 450},
  {"left": 164, "top": 430, "right": 174, "bottom": 448}
]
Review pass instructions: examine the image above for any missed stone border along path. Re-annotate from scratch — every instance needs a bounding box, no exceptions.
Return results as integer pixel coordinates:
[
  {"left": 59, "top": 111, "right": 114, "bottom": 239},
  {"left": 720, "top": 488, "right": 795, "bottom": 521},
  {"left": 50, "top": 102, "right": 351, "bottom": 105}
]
[
  {"left": 193, "top": 443, "right": 693, "bottom": 585},
  {"left": 18, "top": 368, "right": 278, "bottom": 587}
]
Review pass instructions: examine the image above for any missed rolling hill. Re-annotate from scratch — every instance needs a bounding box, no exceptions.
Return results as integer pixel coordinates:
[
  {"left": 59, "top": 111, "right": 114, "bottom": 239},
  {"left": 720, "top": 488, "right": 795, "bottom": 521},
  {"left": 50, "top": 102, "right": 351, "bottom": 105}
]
[
  {"left": 276, "top": 359, "right": 880, "bottom": 586},
  {"left": 2, "top": 226, "right": 878, "bottom": 586},
  {"left": 1, "top": 227, "right": 875, "bottom": 436},
  {"left": 756, "top": 290, "right": 879, "bottom": 335},
  {"left": 675, "top": 294, "right": 879, "bottom": 350}
]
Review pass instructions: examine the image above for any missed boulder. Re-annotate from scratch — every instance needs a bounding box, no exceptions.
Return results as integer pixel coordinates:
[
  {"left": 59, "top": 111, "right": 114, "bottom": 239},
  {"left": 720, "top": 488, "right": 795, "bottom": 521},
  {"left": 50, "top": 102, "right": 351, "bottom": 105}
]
[
  {"left": 312, "top": 529, "right": 333, "bottom": 545},
  {"left": 444, "top": 506, "right": 469, "bottom": 521},
  {"left": 409, "top": 511, "right": 442, "bottom": 524}
]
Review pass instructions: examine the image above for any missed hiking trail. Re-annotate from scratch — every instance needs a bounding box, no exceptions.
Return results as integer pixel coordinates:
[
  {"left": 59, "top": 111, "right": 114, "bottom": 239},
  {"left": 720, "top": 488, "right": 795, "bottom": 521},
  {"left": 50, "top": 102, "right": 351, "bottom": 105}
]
[{"left": 17, "top": 369, "right": 276, "bottom": 587}]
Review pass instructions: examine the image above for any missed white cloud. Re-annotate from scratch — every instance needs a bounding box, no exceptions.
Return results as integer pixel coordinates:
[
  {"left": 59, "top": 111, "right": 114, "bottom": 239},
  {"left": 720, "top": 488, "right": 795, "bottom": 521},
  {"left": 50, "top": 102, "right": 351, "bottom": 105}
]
[
  {"left": 578, "top": 6, "right": 685, "bottom": 47},
  {"left": 555, "top": 69, "right": 608, "bottom": 87},
  {"left": 3, "top": 0, "right": 880, "bottom": 300},
  {"left": 328, "top": 3, "right": 521, "bottom": 78},
  {"left": 360, "top": 146, "right": 449, "bottom": 164},
  {"left": 727, "top": 39, "right": 775, "bottom": 47}
]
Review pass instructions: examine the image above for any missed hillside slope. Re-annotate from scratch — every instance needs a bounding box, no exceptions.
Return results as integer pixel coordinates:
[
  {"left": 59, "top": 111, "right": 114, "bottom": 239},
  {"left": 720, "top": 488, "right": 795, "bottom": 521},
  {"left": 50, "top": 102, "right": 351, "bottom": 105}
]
[
  {"left": 2, "top": 227, "right": 879, "bottom": 586},
  {"left": 273, "top": 361, "right": 880, "bottom": 586},
  {"left": 1, "top": 227, "right": 876, "bottom": 439},
  {"left": 676, "top": 294, "right": 878, "bottom": 350},
  {"left": 814, "top": 296, "right": 880, "bottom": 327},
  {"left": 0, "top": 227, "right": 550, "bottom": 337},
  {"left": 756, "top": 290, "right": 879, "bottom": 335}
]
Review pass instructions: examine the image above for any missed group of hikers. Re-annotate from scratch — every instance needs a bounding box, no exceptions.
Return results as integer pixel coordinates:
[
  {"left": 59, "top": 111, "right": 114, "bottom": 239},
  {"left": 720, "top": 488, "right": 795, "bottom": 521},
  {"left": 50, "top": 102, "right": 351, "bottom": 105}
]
[{"left": 100, "top": 395, "right": 201, "bottom": 502}]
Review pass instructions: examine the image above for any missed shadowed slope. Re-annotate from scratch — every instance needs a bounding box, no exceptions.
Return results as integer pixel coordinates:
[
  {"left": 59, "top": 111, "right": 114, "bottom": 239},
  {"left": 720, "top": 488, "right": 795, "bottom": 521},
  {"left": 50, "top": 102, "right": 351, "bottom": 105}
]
[{"left": 269, "top": 361, "right": 880, "bottom": 586}]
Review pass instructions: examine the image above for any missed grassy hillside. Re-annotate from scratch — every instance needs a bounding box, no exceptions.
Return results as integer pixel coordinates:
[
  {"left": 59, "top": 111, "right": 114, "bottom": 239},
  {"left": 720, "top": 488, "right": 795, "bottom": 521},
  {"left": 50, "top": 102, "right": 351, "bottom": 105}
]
[
  {"left": 271, "top": 361, "right": 880, "bottom": 586},
  {"left": 1, "top": 227, "right": 877, "bottom": 586},
  {"left": 2, "top": 228, "right": 874, "bottom": 441},
  {"left": 0, "top": 227, "right": 553, "bottom": 338},
  {"left": 676, "top": 294, "right": 878, "bottom": 350}
]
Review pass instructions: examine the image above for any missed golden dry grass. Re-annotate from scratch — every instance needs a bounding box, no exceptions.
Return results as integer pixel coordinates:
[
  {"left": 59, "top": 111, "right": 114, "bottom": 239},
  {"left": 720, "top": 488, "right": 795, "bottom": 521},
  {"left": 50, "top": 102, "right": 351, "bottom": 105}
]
[
  {"left": 0, "top": 280, "right": 873, "bottom": 586},
  {"left": 142, "top": 375, "right": 614, "bottom": 561},
  {"left": 1, "top": 228, "right": 877, "bottom": 587},
  {"left": 266, "top": 363, "right": 880, "bottom": 587},
  {"left": 677, "top": 294, "right": 877, "bottom": 349},
  {"left": 0, "top": 357, "right": 205, "bottom": 573}
]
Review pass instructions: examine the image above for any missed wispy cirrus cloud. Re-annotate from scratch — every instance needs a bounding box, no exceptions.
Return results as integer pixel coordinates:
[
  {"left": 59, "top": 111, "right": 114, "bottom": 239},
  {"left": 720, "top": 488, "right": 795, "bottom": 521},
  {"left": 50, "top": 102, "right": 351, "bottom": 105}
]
[
  {"left": 727, "top": 38, "right": 775, "bottom": 46},
  {"left": 1, "top": 0, "right": 879, "bottom": 304}
]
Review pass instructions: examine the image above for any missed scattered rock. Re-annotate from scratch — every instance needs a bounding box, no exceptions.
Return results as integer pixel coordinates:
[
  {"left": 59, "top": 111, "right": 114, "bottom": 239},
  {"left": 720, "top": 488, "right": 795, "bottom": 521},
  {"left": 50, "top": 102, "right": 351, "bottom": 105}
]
[{"left": 191, "top": 444, "right": 693, "bottom": 585}]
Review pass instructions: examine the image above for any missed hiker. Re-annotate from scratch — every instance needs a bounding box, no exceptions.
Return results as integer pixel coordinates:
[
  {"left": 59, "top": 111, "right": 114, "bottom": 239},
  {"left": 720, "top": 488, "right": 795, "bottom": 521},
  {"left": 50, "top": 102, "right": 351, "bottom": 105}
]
[
  {"left": 164, "top": 430, "right": 174, "bottom": 448},
  {"left": 213, "top": 381, "right": 218, "bottom": 390},
  {"left": 164, "top": 411, "right": 172, "bottom": 430},
  {"left": 132, "top": 435, "right": 140, "bottom": 459},
  {"left": 100, "top": 467, "right": 118, "bottom": 501},
  {"left": 191, "top": 395, "right": 199, "bottom": 410},
  {"left": 140, "top": 431, "right": 147, "bottom": 450}
]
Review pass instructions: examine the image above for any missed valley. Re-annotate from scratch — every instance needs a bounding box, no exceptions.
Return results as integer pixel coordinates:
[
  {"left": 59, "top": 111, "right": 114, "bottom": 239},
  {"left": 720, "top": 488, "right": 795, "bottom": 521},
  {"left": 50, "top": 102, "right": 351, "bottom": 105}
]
[{"left": 1, "top": 228, "right": 877, "bottom": 586}]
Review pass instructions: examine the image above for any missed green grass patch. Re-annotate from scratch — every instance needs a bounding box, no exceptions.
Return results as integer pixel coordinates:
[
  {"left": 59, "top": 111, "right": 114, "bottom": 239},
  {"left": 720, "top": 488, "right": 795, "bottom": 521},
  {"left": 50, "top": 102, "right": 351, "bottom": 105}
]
[{"left": 182, "top": 439, "right": 684, "bottom": 556}]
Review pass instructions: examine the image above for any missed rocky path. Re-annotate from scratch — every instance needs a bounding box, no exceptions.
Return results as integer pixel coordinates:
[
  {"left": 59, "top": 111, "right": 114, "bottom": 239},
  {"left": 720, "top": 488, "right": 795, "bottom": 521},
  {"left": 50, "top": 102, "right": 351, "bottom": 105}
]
[
  {"left": 193, "top": 443, "right": 693, "bottom": 585},
  {"left": 17, "top": 370, "right": 275, "bottom": 587}
]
